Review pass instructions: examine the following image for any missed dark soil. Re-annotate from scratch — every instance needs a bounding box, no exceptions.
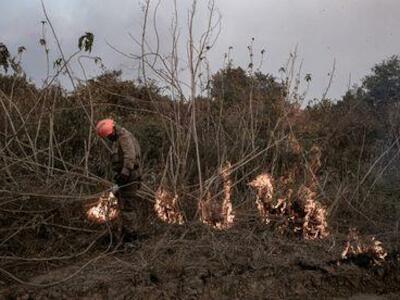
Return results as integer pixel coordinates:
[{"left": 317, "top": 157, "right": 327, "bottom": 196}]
[{"left": 1, "top": 223, "right": 399, "bottom": 300}]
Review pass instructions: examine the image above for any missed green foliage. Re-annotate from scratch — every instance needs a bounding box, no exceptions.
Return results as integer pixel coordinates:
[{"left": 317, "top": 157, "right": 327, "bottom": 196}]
[
  {"left": 132, "top": 118, "right": 166, "bottom": 165},
  {"left": 53, "top": 57, "right": 63, "bottom": 69},
  {"left": 17, "top": 46, "right": 26, "bottom": 54},
  {"left": 211, "top": 67, "right": 248, "bottom": 104},
  {"left": 0, "top": 43, "right": 10, "bottom": 72},
  {"left": 0, "top": 43, "right": 25, "bottom": 74},
  {"left": 363, "top": 55, "right": 400, "bottom": 106},
  {"left": 78, "top": 32, "right": 94, "bottom": 53},
  {"left": 211, "top": 66, "right": 284, "bottom": 108},
  {"left": 362, "top": 56, "right": 400, "bottom": 142},
  {"left": 305, "top": 90, "right": 381, "bottom": 176}
]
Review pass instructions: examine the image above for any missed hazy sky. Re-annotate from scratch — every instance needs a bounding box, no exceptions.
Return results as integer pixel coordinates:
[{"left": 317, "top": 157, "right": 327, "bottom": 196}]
[{"left": 1, "top": 0, "right": 399, "bottom": 101}]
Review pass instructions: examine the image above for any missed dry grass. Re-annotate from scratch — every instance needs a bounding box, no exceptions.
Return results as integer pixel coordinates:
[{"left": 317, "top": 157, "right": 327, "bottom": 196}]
[
  {"left": 341, "top": 228, "right": 388, "bottom": 265},
  {"left": 199, "top": 162, "right": 235, "bottom": 230},
  {"left": 154, "top": 187, "right": 184, "bottom": 225},
  {"left": 249, "top": 170, "right": 329, "bottom": 240},
  {"left": 86, "top": 191, "right": 119, "bottom": 224}
]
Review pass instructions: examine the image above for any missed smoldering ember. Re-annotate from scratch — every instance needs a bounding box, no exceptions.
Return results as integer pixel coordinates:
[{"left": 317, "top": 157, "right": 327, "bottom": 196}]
[{"left": 0, "top": 1, "right": 399, "bottom": 299}]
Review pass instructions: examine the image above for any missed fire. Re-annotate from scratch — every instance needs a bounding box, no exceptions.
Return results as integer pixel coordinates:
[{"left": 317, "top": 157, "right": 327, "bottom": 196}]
[
  {"left": 199, "top": 162, "right": 235, "bottom": 229},
  {"left": 249, "top": 173, "right": 329, "bottom": 240},
  {"left": 86, "top": 191, "right": 119, "bottom": 223},
  {"left": 295, "top": 185, "right": 329, "bottom": 239},
  {"left": 249, "top": 172, "right": 292, "bottom": 227},
  {"left": 154, "top": 188, "right": 184, "bottom": 224},
  {"left": 248, "top": 173, "right": 275, "bottom": 224},
  {"left": 341, "top": 228, "right": 387, "bottom": 265}
]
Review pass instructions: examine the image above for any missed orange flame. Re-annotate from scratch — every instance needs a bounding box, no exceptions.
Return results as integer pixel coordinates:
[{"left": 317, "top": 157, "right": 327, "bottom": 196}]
[
  {"left": 296, "top": 185, "right": 329, "bottom": 239},
  {"left": 154, "top": 188, "right": 184, "bottom": 224},
  {"left": 249, "top": 173, "right": 275, "bottom": 224},
  {"left": 199, "top": 162, "right": 235, "bottom": 229},
  {"left": 249, "top": 174, "right": 329, "bottom": 240},
  {"left": 86, "top": 191, "right": 119, "bottom": 223},
  {"left": 341, "top": 228, "right": 387, "bottom": 265}
]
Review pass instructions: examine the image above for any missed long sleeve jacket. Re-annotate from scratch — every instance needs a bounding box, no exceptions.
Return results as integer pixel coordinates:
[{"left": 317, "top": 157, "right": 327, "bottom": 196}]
[{"left": 111, "top": 126, "right": 141, "bottom": 176}]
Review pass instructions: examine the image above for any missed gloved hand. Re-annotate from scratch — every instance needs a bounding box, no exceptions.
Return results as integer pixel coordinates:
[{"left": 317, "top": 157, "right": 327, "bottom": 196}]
[
  {"left": 114, "top": 168, "right": 131, "bottom": 185},
  {"left": 111, "top": 184, "right": 119, "bottom": 193}
]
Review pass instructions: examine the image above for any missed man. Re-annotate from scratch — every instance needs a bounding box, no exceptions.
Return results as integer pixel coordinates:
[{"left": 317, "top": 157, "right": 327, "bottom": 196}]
[{"left": 95, "top": 118, "right": 145, "bottom": 239}]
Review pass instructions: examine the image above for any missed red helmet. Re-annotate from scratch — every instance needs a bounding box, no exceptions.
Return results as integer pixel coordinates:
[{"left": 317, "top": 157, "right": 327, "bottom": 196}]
[{"left": 96, "top": 119, "right": 114, "bottom": 138}]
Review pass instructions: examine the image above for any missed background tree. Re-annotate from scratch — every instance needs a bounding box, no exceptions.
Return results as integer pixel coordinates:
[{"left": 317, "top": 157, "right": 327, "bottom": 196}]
[
  {"left": 362, "top": 56, "right": 400, "bottom": 143},
  {"left": 363, "top": 55, "right": 400, "bottom": 107}
]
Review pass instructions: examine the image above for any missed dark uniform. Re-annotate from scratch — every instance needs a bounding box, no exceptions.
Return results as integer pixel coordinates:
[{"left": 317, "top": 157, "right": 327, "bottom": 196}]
[{"left": 111, "top": 126, "right": 147, "bottom": 236}]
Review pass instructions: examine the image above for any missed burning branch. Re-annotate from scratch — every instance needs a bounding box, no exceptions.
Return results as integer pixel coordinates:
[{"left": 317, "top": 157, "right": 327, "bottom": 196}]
[
  {"left": 154, "top": 187, "right": 184, "bottom": 225},
  {"left": 220, "top": 162, "right": 235, "bottom": 228},
  {"left": 86, "top": 191, "right": 119, "bottom": 224},
  {"left": 199, "top": 162, "right": 235, "bottom": 230},
  {"left": 295, "top": 185, "right": 329, "bottom": 239},
  {"left": 248, "top": 173, "right": 275, "bottom": 224},
  {"left": 249, "top": 173, "right": 329, "bottom": 240}
]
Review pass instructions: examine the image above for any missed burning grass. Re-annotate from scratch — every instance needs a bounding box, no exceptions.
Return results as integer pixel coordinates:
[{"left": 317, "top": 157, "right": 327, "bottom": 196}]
[
  {"left": 341, "top": 228, "right": 387, "bottom": 266},
  {"left": 249, "top": 173, "right": 329, "bottom": 239},
  {"left": 199, "top": 162, "right": 235, "bottom": 230},
  {"left": 86, "top": 191, "right": 119, "bottom": 223},
  {"left": 248, "top": 173, "right": 278, "bottom": 224},
  {"left": 295, "top": 185, "right": 329, "bottom": 239},
  {"left": 154, "top": 187, "right": 185, "bottom": 225}
]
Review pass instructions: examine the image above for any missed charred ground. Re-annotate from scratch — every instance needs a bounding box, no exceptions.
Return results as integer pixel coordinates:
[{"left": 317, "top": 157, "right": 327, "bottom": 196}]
[{"left": 1, "top": 222, "right": 399, "bottom": 299}]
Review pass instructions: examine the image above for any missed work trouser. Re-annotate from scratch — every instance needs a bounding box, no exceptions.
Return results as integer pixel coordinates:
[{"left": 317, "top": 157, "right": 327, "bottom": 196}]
[{"left": 115, "top": 170, "right": 149, "bottom": 236}]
